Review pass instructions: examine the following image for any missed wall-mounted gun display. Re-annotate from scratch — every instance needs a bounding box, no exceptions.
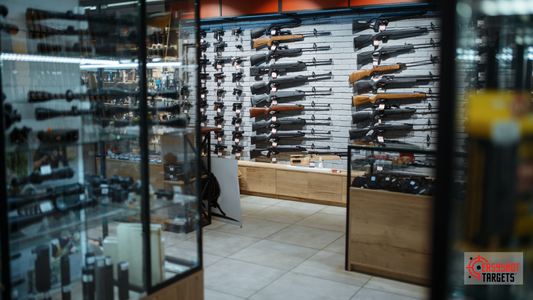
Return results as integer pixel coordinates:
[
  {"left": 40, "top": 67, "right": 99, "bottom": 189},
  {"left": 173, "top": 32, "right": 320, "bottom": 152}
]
[
  {"left": 250, "top": 44, "right": 331, "bottom": 66},
  {"left": 250, "top": 72, "right": 332, "bottom": 94},
  {"left": 349, "top": 57, "right": 439, "bottom": 84},
  {"left": 250, "top": 58, "right": 333, "bottom": 77},
  {"left": 352, "top": 10, "right": 429, "bottom": 33},
  {"left": 349, "top": 121, "right": 436, "bottom": 140},
  {"left": 249, "top": 102, "right": 330, "bottom": 117},
  {"left": 250, "top": 144, "right": 330, "bottom": 159},
  {"left": 252, "top": 115, "right": 331, "bottom": 131},
  {"left": 357, "top": 41, "right": 439, "bottom": 67},
  {"left": 251, "top": 29, "right": 331, "bottom": 49},
  {"left": 353, "top": 27, "right": 432, "bottom": 50},
  {"left": 251, "top": 129, "right": 331, "bottom": 144},
  {"left": 251, "top": 88, "right": 332, "bottom": 106},
  {"left": 352, "top": 91, "right": 438, "bottom": 106},
  {"left": 352, "top": 104, "right": 436, "bottom": 123},
  {"left": 353, "top": 73, "right": 440, "bottom": 93}
]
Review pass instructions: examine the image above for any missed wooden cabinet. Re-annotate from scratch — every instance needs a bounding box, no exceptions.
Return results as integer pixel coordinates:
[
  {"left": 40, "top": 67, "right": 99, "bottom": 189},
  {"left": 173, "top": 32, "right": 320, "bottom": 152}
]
[
  {"left": 277, "top": 170, "right": 308, "bottom": 198},
  {"left": 347, "top": 188, "right": 433, "bottom": 285},
  {"left": 142, "top": 269, "right": 204, "bottom": 300},
  {"left": 308, "top": 173, "right": 343, "bottom": 203},
  {"left": 245, "top": 167, "right": 277, "bottom": 194}
]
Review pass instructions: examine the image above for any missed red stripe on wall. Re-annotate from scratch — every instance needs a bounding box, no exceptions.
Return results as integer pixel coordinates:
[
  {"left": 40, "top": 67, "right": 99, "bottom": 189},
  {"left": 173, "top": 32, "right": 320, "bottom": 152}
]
[
  {"left": 282, "top": 0, "right": 349, "bottom": 12},
  {"left": 221, "top": 0, "right": 279, "bottom": 17},
  {"left": 200, "top": 0, "right": 221, "bottom": 18},
  {"left": 170, "top": 0, "right": 196, "bottom": 20},
  {"left": 351, "top": 0, "right": 422, "bottom": 7}
]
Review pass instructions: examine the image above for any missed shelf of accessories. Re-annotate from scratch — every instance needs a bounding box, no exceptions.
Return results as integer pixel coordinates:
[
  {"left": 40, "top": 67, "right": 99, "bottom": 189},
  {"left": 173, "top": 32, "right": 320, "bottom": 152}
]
[
  {"left": 9, "top": 193, "right": 197, "bottom": 254},
  {"left": 238, "top": 161, "right": 364, "bottom": 206}
]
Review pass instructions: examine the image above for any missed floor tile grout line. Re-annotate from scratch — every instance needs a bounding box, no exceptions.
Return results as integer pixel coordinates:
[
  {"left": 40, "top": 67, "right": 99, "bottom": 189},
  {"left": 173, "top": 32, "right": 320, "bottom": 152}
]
[
  {"left": 319, "top": 234, "right": 346, "bottom": 252},
  {"left": 361, "top": 284, "right": 429, "bottom": 300},
  {"left": 204, "top": 288, "right": 246, "bottom": 300}
]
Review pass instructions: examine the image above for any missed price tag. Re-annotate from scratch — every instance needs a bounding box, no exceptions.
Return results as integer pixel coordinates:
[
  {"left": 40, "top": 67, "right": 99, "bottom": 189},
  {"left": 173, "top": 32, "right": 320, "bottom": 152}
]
[
  {"left": 271, "top": 29, "right": 277, "bottom": 35},
  {"left": 270, "top": 44, "right": 277, "bottom": 51},
  {"left": 234, "top": 138, "right": 240, "bottom": 143},
  {"left": 373, "top": 60, "right": 379, "bottom": 68},
  {"left": 236, "top": 64, "right": 241, "bottom": 71},
  {"left": 378, "top": 118, "right": 382, "bottom": 125},
  {"left": 477, "top": 20, "right": 484, "bottom": 27},
  {"left": 218, "top": 151, "right": 223, "bottom": 157},
  {"left": 379, "top": 104, "right": 385, "bottom": 110},
  {"left": 373, "top": 40, "right": 379, "bottom": 46},
  {"left": 236, "top": 109, "right": 241, "bottom": 115},
  {"left": 218, "top": 136, "right": 222, "bottom": 142},
  {"left": 217, "top": 124, "right": 222, "bottom": 128},
  {"left": 40, "top": 165, "right": 52, "bottom": 175},
  {"left": 271, "top": 116, "right": 277, "bottom": 121},
  {"left": 476, "top": 38, "right": 482, "bottom": 44},
  {"left": 378, "top": 88, "right": 386, "bottom": 93},
  {"left": 201, "top": 93, "right": 205, "bottom": 99},
  {"left": 217, "top": 107, "right": 222, "bottom": 114},
  {"left": 169, "top": 174, "right": 174, "bottom": 179},
  {"left": 379, "top": 24, "right": 387, "bottom": 31},
  {"left": 218, "top": 79, "right": 222, "bottom": 84},
  {"left": 377, "top": 165, "right": 383, "bottom": 171},
  {"left": 377, "top": 136, "right": 385, "bottom": 143},
  {"left": 200, "top": 107, "right": 204, "bottom": 113},
  {"left": 40, "top": 202, "right": 54, "bottom": 213},
  {"left": 217, "top": 64, "right": 222, "bottom": 70},
  {"left": 271, "top": 128, "right": 277, "bottom": 134},
  {"left": 201, "top": 79, "right": 206, "bottom": 84},
  {"left": 236, "top": 152, "right": 241, "bottom": 158},
  {"left": 272, "top": 157, "right": 277, "bottom": 163},
  {"left": 184, "top": 109, "right": 188, "bottom": 114},
  {"left": 272, "top": 141, "right": 278, "bottom": 147},
  {"left": 102, "top": 187, "right": 109, "bottom": 195},
  {"left": 200, "top": 38, "right": 204, "bottom": 43},
  {"left": 235, "top": 122, "right": 240, "bottom": 128},
  {"left": 271, "top": 86, "right": 277, "bottom": 93},
  {"left": 272, "top": 100, "right": 278, "bottom": 106},
  {"left": 477, "top": 55, "right": 481, "bottom": 62},
  {"left": 310, "top": 161, "right": 315, "bottom": 168},
  {"left": 271, "top": 72, "right": 278, "bottom": 79}
]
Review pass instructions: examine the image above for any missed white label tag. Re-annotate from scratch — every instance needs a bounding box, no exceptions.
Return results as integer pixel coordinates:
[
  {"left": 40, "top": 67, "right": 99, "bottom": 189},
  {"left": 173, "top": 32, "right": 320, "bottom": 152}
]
[
  {"left": 235, "top": 122, "right": 240, "bottom": 128},
  {"left": 378, "top": 118, "right": 383, "bottom": 125},
  {"left": 236, "top": 109, "right": 241, "bottom": 115},
  {"left": 201, "top": 94, "right": 205, "bottom": 99},
  {"left": 170, "top": 174, "right": 174, "bottom": 178},
  {"left": 373, "top": 40, "right": 379, "bottom": 46},
  {"left": 236, "top": 152, "right": 241, "bottom": 158},
  {"left": 217, "top": 124, "right": 222, "bottom": 128},
  {"left": 476, "top": 38, "right": 482, "bottom": 44},
  {"left": 218, "top": 136, "right": 222, "bottom": 142},
  {"left": 271, "top": 72, "right": 278, "bottom": 78},
  {"left": 271, "top": 116, "right": 277, "bottom": 121},
  {"left": 234, "top": 138, "right": 240, "bottom": 143},
  {"left": 218, "top": 151, "right": 222, "bottom": 157},
  {"left": 200, "top": 38, "right": 204, "bottom": 43},
  {"left": 218, "top": 79, "right": 222, "bottom": 84},
  {"left": 379, "top": 104, "right": 385, "bottom": 110},
  {"left": 373, "top": 60, "right": 379, "bottom": 67},
  {"left": 271, "top": 87, "right": 277, "bottom": 93},
  {"left": 272, "top": 157, "right": 277, "bottom": 163},
  {"left": 379, "top": 24, "right": 386, "bottom": 31},
  {"left": 40, "top": 202, "right": 53, "bottom": 212},
  {"left": 378, "top": 136, "right": 384, "bottom": 143},
  {"left": 201, "top": 79, "right": 206, "bottom": 84},
  {"left": 271, "top": 128, "right": 277, "bottom": 134},
  {"left": 271, "top": 29, "right": 277, "bottom": 35},
  {"left": 271, "top": 44, "right": 277, "bottom": 51},
  {"left": 236, "top": 64, "right": 241, "bottom": 71},
  {"left": 200, "top": 107, "right": 204, "bottom": 113},
  {"left": 170, "top": 166, "right": 174, "bottom": 171},
  {"left": 184, "top": 109, "right": 188, "bottom": 114},
  {"left": 217, "top": 108, "right": 222, "bottom": 114},
  {"left": 377, "top": 88, "right": 386, "bottom": 93},
  {"left": 477, "top": 20, "right": 484, "bottom": 27},
  {"left": 102, "top": 187, "right": 109, "bottom": 195},
  {"left": 217, "top": 64, "right": 222, "bottom": 70},
  {"left": 272, "top": 100, "right": 278, "bottom": 106},
  {"left": 377, "top": 165, "right": 383, "bottom": 171},
  {"left": 272, "top": 141, "right": 278, "bottom": 147},
  {"left": 40, "top": 165, "right": 52, "bottom": 175}
]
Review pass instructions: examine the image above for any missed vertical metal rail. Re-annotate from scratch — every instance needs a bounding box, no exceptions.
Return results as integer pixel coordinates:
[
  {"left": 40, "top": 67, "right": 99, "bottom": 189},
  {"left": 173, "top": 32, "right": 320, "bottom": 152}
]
[
  {"left": 345, "top": 147, "right": 352, "bottom": 271},
  {"left": 430, "top": 2, "right": 457, "bottom": 299},
  {"left": 138, "top": 0, "right": 152, "bottom": 293},
  {"left": 195, "top": 0, "right": 204, "bottom": 270}
]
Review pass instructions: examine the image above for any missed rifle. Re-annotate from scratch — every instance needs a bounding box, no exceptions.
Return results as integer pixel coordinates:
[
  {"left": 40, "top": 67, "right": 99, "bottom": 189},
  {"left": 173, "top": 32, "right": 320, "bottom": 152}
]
[
  {"left": 11, "top": 168, "right": 75, "bottom": 187},
  {"left": 8, "top": 183, "right": 84, "bottom": 209},
  {"left": 4, "top": 104, "right": 21, "bottom": 129},
  {"left": 250, "top": 144, "right": 330, "bottom": 159},
  {"left": 35, "top": 103, "right": 181, "bottom": 120},
  {"left": 250, "top": 44, "right": 330, "bottom": 66},
  {"left": 353, "top": 27, "right": 431, "bottom": 50},
  {"left": 290, "top": 152, "right": 347, "bottom": 166},
  {"left": 250, "top": 58, "right": 333, "bottom": 77},
  {"left": 357, "top": 41, "right": 439, "bottom": 67},
  {"left": 251, "top": 88, "right": 332, "bottom": 106},
  {"left": 250, "top": 102, "right": 330, "bottom": 117},
  {"left": 252, "top": 115, "right": 331, "bottom": 131},
  {"left": 349, "top": 122, "right": 436, "bottom": 140},
  {"left": 250, "top": 72, "right": 332, "bottom": 95},
  {"left": 354, "top": 73, "right": 440, "bottom": 93},
  {"left": 352, "top": 91, "right": 438, "bottom": 106},
  {"left": 114, "top": 117, "right": 187, "bottom": 128},
  {"left": 232, "top": 72, "right": 244, "bottom": 82},
  {"left": 250, "top": 16, "right": 330, "bottom": 39},
  {"left": 349, "top": 57, "right": 439, "bottom": 84},
  {"left": 214, "top": 144, "right": 227, "bottom": 155},
  {"left": 251, "top": 29, "right": 330, "bottom": 49},
  {"left": 28, "top": 88, "right": 179, "bottom": 102},
  {"left": 353, "top": 10, "right": 428, "bottom": 33},
  {"left": 29, "top": 25, "right": 109, "bottom": 37},
  {"left": 26, "top": 8, "right": 139, "bottom": 26},
  {"left": 251, "top": 129, "right": 331, "bottom": 144},
  {"left": 352, "top": 106, "right": 417, "bottom": 123}
]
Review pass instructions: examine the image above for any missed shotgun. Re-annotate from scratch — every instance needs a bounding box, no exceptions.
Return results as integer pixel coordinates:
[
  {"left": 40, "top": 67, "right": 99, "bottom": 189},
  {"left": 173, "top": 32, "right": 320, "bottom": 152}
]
[
  {"left": 349, "top": 56, "right": 439, "bottom": 84},
  {"left": 252, "top": 29, "right": 330, "bottom": 49},
  {"left": 352, "top": 92, "right": 438, "bottom": 106}
]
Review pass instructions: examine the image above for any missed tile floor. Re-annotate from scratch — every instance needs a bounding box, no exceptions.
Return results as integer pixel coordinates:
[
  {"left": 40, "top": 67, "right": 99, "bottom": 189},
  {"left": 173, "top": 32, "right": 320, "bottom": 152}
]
[{"left": 201, "top": 194, "right": 430, "bottom": 300}]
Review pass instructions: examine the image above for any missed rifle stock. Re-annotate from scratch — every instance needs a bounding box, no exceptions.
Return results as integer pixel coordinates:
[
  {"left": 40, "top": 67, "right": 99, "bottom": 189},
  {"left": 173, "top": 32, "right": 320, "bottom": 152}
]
[
  {"left": 349, "top": 65, "right": 401, "bottom": 84},
  {"left": 352, "top": 93, "right": 427, "bottom": 106},
  {"left": 353, "top": 141, "right": 375, "bottom": 146},
  {"left": 250, "top": 105, "right": 304, "bottom": 117},
  {"left": 251, "top": 34, "right": 304, "bottom": 49}
]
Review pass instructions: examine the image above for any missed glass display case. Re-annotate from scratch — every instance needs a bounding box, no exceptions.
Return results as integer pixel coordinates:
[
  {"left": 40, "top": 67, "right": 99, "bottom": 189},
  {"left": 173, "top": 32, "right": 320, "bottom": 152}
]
[
  {"left": 346, "top": 145, "right": 439, "bottom": 285},
  {"left": 0, "top": 0, "right": 201, "bottom": 299}
]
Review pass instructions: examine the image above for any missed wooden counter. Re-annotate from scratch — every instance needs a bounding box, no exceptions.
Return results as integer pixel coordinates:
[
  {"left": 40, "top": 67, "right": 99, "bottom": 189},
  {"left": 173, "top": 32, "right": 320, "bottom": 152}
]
[
  {"left": 347, "top": 188, "right": 433, "bottom": 285},
  {"left": 238, "top": 161, "right": 364, "bottom": 206},
  {"left": 142, "top": 269, "right": 204, "bottom": 300}
]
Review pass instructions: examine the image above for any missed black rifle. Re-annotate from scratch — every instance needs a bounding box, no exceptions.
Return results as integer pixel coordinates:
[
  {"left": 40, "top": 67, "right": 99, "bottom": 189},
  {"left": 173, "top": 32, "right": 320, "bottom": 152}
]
[
  {"left": 155, "top": 189, "right": 173, "bottom": 200},
  {"left": 214, "top": 144, "right": 227, "bottom": 155},
  {"left": 28, "top": 88, "right": 178, "bottom": 102},
  {"left": 232, "top": 145, "right": 244, "bottom": 154},
  {"left": 250, "top": 58, "right": 332, "bottom": 77},
  {"left": 352, "top": 106, "right": 417, "bottom": 123},
  {"left": 250, "top": 144, "right": 330, "bottom": 159},
  {"left": 232, "top": 116, "right": 243, "bottom": 125},
  {"left": 250, "top": 16, "right": 329, "bottom": 39},
  {"left": 233, "top": 88, "right": 243, "bottom": 96},
  {"left": 114, "top": 117, "right": 187, "bottom": 128},
  {"left": 251, "top": 88, "right": 332, "bottom": 106},
  {"left": 8, "top": 183, "right": 84, "bottom": 209},
  {"left": 212, "top": 56, "right": 233, "bottom": 69},
  {"left": 354, "top": 73, "right": 440, "bottom": 93},
  {"left": 349, "top": 122, "right": 436, "bottom": 140},
  {"left": 12, "top": 168, "right": 75, "bottom": 187},
  {"left": 232, "top": 72, "right": 244, "bottom": 82},
  {"left": 4, "top": 103, "right": 21, "bottom": 129},
  {"left": 353, "top": 10, "right": 428, "bottom": 33},
  {"left": 37, "top": 130, "right": 79, "bottom": 144},
  {"left": 353, "top": 27, "right": 431, "bottom": 50},
  {"left": 34, "top": 103, "right": 181, "bottom": 120},
  {"left": 29, "top": 25, "right": 109, "bottom": 37},
  {"left": 250, "top": 44, "right": 330, "bottom": 66},
  {"left": 252, "top": 115, "right": 331, "bottom": 131},
  {"left": 26, "top": 8, "right": 138, "bottom": 26},
  {"left": 357, "top": 41, "right": 439, "bottom": 67},
  {"left": 251, "top": 129, "right": 331, "bottom": 144},
  {"left": 250, "top": 72, "right": 332, "bottom": 95}
]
